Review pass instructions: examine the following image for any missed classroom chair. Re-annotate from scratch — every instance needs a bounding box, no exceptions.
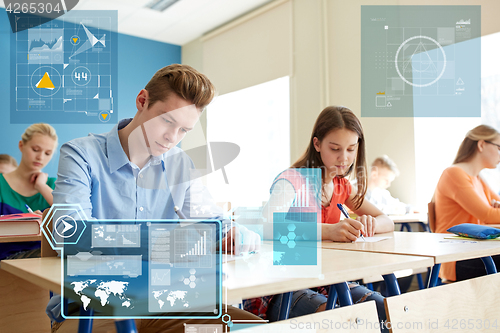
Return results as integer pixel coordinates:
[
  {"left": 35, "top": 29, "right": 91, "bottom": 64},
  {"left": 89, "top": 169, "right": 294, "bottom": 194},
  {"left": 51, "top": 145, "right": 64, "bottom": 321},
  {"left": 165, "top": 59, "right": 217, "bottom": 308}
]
[
  {"left": 384, "top": 273, "right": 500, "bottom": 333},
  {"left": 428, "top": 198, "right": 436, "bottom": 233},
  {"left": 236, "top": 300, "right": 381, "bottom": 333},
  {"left": 426, "top": 195, "right": 498, "bottom": 286},
  {"left": 427, "top": 194, "right": 459, "bottom": 285}
]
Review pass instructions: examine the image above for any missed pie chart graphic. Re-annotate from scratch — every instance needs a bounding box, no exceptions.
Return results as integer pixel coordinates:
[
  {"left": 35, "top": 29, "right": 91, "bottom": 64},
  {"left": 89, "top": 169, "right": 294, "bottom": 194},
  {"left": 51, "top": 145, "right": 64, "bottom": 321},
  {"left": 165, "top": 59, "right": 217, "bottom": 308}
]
[{"left": 31, "top": 66, "right": 62, "bottom": 97}]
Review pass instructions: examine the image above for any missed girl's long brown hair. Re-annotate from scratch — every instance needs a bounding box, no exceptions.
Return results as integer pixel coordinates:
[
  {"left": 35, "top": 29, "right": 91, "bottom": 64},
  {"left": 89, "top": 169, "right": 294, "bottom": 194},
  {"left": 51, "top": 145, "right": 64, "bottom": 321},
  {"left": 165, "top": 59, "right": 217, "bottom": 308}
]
[{"left": 292, "top": 106, "right": 367, "bottom": 210}]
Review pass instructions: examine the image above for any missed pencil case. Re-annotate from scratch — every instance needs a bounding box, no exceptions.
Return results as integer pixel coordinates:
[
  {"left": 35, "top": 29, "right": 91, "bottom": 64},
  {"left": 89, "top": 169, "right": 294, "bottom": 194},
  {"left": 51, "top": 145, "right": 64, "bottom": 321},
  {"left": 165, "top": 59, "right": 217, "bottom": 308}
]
[{"left": 447, "top": 223, "right": 500, "bottom": 239}]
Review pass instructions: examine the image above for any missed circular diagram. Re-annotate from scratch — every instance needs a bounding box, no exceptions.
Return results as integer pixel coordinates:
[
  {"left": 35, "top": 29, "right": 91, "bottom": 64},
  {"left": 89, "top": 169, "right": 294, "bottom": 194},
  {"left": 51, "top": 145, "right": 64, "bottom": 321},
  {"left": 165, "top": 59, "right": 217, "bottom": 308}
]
[
  {"left": 54, "top": 215, "right": 78, "bottom": 239},
  {"left": 70, "top": 35, "right": 80, "bottom": 46},
  {"left": 394, "top": 35, "right": 446, "bottom": 88},
  {"left": 30, "top": 66, "right": 62, "bottom": 97},
  {"left": 99, "top": 111, "right": 111, "bottom": 123}
]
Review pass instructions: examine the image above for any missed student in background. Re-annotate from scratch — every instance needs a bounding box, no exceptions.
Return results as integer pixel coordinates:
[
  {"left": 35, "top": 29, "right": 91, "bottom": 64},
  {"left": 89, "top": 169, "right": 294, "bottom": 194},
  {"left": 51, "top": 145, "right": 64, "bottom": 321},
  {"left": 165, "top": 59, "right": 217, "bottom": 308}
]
[
  {"left": 435, "top": 124, "right": 500, "bottom": 282},
  {"left": 0, "top": 123, "right": 57, "bottom": 259},
  {"left": 246, "top": 106, "right": 393, "bottom": 332},
  {"left": 366, "top": 155, "right": 410, "bottom": 215},
  {"left": 0, "top": 154, "right": 18, "bottom": 174}
]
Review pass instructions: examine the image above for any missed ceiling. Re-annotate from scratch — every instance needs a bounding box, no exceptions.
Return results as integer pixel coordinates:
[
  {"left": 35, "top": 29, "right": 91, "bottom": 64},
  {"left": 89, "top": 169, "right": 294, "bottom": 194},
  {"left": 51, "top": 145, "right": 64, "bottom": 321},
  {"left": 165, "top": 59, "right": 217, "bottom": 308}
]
[{"left": 2, "top": 0, "right": 273, "bottom": 45}]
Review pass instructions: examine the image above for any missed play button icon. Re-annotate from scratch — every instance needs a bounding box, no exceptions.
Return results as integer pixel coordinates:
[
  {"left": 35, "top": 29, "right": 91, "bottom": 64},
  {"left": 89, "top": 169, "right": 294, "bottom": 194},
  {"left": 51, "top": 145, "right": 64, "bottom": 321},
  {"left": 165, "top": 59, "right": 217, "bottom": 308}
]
[
  {"left": 62, "top": 220, "right": 74, "bottom": 233},
  {"left": 55, "top": 215, "right": 78, "bottom": 238}
]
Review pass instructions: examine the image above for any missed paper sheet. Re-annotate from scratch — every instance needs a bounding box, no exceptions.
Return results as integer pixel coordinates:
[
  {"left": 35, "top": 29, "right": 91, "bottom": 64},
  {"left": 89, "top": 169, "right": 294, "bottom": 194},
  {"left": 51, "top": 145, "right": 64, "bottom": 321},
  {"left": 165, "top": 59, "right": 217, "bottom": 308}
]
[
  {"left": 354, "top": 236, "right": 392, "bottom": 243},
  {"left": 222, "top": 252, "right": 257, "bottom": 262}
]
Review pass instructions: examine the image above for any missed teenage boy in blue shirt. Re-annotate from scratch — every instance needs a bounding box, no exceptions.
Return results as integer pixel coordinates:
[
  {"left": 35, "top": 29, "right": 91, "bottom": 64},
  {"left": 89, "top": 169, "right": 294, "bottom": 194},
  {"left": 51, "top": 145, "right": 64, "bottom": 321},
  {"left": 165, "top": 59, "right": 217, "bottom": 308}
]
[{"left": 47, "top": 64, "right": 262, "bottom": 332}]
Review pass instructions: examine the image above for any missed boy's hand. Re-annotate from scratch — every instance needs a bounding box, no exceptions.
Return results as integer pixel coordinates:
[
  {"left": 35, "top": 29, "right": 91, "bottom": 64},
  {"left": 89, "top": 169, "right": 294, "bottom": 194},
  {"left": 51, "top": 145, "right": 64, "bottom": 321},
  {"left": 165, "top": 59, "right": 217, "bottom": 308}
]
[{"left": 221, "top": 226, "right": 261, "bottom": 255}]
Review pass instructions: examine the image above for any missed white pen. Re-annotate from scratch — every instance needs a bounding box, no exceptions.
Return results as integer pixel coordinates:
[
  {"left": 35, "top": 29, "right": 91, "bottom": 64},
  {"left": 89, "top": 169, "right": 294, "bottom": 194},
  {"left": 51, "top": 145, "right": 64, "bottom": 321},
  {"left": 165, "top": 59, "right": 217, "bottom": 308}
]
[{"left": 173, "top": 206, "right": 187, "bottom": 219}]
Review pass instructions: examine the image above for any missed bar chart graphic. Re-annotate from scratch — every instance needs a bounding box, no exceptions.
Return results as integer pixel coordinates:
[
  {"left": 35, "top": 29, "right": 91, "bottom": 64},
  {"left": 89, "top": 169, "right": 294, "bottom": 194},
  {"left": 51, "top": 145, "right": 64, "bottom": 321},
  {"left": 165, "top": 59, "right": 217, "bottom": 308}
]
[
  {"left": 270, "top": 168, "right": 321, "bottom": 211},
  {"left": 174, "top": 229, "right": 212, "bottom": 268},
  {"left": 291, "top": 176, "right": 312, "bottom": 208}
]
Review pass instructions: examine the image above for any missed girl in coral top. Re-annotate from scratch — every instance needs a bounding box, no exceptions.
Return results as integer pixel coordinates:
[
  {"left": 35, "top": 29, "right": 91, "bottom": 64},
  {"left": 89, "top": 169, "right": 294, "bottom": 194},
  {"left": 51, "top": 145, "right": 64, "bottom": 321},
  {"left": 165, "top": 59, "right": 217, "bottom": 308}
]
[
  {"left": 245, "top": 106, "right": 393, "bottom": 331},
  {"left": 263, "top": 106, "right": 394, "bottom": 240},
  {"left": 435, "top": 125, "right": 500, "bottom": 282}
]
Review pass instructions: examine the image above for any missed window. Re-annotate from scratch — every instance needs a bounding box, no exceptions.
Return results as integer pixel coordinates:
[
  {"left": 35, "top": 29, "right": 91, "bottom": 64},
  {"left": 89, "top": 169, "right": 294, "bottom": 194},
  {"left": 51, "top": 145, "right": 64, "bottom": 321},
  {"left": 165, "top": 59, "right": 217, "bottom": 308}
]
[
  {"left": 414, "top": 31, "right": 500, "bottom": 209},
  {"left": 205, "top": 77, "right": 290, "bottom": 208},
  {"left": 479, "top": 31, "right": 500, "bottom": 193}
]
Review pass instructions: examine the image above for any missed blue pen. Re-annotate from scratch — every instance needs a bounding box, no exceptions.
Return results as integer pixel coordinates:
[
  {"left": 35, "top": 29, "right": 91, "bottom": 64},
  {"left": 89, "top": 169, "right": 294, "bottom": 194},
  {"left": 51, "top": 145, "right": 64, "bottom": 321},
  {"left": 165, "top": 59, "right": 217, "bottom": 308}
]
[
  {"left": 336, "top": 203, "right": 366, "bottom": 241},
  {"left": 25, "top": 204, "right": 34, "bottom": 214}
]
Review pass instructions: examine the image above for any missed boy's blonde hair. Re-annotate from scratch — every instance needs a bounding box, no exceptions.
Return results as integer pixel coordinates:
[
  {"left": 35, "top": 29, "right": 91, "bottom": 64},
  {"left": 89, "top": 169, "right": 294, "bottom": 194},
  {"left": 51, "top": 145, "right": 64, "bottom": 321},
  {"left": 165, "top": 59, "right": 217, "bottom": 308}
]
[
  {"left": 145, "top": 64, "right": 216, "bottom": 110},
  {"left": 371, "top": 155, "right": 400, "bottom": 177}
]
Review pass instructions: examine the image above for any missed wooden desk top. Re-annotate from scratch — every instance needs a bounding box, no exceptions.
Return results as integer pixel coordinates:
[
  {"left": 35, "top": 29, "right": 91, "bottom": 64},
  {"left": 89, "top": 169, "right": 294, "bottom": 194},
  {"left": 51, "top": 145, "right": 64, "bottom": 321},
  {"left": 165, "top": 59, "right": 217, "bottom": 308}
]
[
  {"left": 389, "top": 213, "right": 427, "bottom": 223},
  {"left": 0, "top": 234, "right": 42, "bottom": 243},
  {"left": 1, "top": 245, "right": 435, "bottom": 306},
  {"left": 0, "top": 257, "right": 60, "bottom": 293},
  {"left": 225, "top": 245, "right": 433, "bottom": 303},
  {"left": 322, "top": 231, "right": 500, "bottom": 264}
]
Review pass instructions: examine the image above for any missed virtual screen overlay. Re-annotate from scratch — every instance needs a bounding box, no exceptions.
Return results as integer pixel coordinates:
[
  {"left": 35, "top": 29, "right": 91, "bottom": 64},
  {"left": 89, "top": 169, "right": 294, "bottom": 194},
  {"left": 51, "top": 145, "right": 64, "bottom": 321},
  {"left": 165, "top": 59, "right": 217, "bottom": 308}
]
[{"left": 60, "top": 219, "right": 221, "bottom": 319}]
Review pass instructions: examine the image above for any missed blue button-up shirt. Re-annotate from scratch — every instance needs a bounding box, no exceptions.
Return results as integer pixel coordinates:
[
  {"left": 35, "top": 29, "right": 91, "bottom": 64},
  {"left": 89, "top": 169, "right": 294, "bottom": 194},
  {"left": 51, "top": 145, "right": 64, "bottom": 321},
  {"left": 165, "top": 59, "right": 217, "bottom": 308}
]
[{"left": 47, "top": 118, "right": 225, "bottom": 322}]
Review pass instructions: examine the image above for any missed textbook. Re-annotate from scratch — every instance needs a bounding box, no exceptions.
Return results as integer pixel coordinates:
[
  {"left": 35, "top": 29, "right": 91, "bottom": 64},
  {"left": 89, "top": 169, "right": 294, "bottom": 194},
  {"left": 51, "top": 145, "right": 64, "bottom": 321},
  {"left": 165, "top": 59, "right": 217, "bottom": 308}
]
[
  {"left": 0, "top": 213, "right": 41, "bottom": 221},
  {"left": 0, "top": 213, "right": 41, "bottom": 237}
]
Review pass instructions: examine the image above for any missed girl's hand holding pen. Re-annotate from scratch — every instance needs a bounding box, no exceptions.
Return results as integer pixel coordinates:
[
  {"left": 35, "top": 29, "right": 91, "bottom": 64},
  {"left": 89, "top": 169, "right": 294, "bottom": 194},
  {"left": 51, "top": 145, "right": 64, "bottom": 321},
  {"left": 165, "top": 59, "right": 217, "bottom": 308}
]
[
  {"left": 326, "top": 219, "right": 365, "bottom": 242},
  {"left": 336, "top": 203, "right": 366, "bottom": 241}
]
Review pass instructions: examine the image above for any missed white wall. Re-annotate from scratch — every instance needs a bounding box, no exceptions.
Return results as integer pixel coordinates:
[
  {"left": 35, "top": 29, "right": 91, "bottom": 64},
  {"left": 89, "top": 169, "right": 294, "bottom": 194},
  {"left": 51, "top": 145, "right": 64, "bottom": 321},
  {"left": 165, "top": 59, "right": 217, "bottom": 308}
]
[{"left": 182, "top": 0, "right": 500, "bottom": 208}]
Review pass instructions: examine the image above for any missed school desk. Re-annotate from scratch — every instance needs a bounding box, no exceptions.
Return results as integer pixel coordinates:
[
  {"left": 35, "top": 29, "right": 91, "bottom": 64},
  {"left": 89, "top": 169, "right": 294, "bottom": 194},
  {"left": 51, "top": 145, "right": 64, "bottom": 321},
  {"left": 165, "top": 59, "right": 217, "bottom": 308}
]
[
  {"left": 224, "top": 242, "right": 433, "bottom": 319},
  {"left": 389, "top": 213, "right": 430, "bottom": 232},
  {"left": 0, "top": 234, "right": 42, "bottom": 243},
  {"left": 387, "top": 214, "right": 430, "bottom": 289},
  {"left": 0, "top": 257, "right": 139, "bottom": 333},
  {"left": 0, "top": 254, "right": 53, "bottom": 333},
  {"left": 322, "top": 231, "right": 500, "bottom": 287},
  {"left": 1, "top": 249, "right": 433, "bottom": 326},
  {"left": 384, "top": 273, "right": 500, "bottom": 333},
  {"left": 234, "top": 300, "right": 381, "bottom": 333},
  {"left": 0, "top": 234, "right": 48, "bottom": 333}
]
